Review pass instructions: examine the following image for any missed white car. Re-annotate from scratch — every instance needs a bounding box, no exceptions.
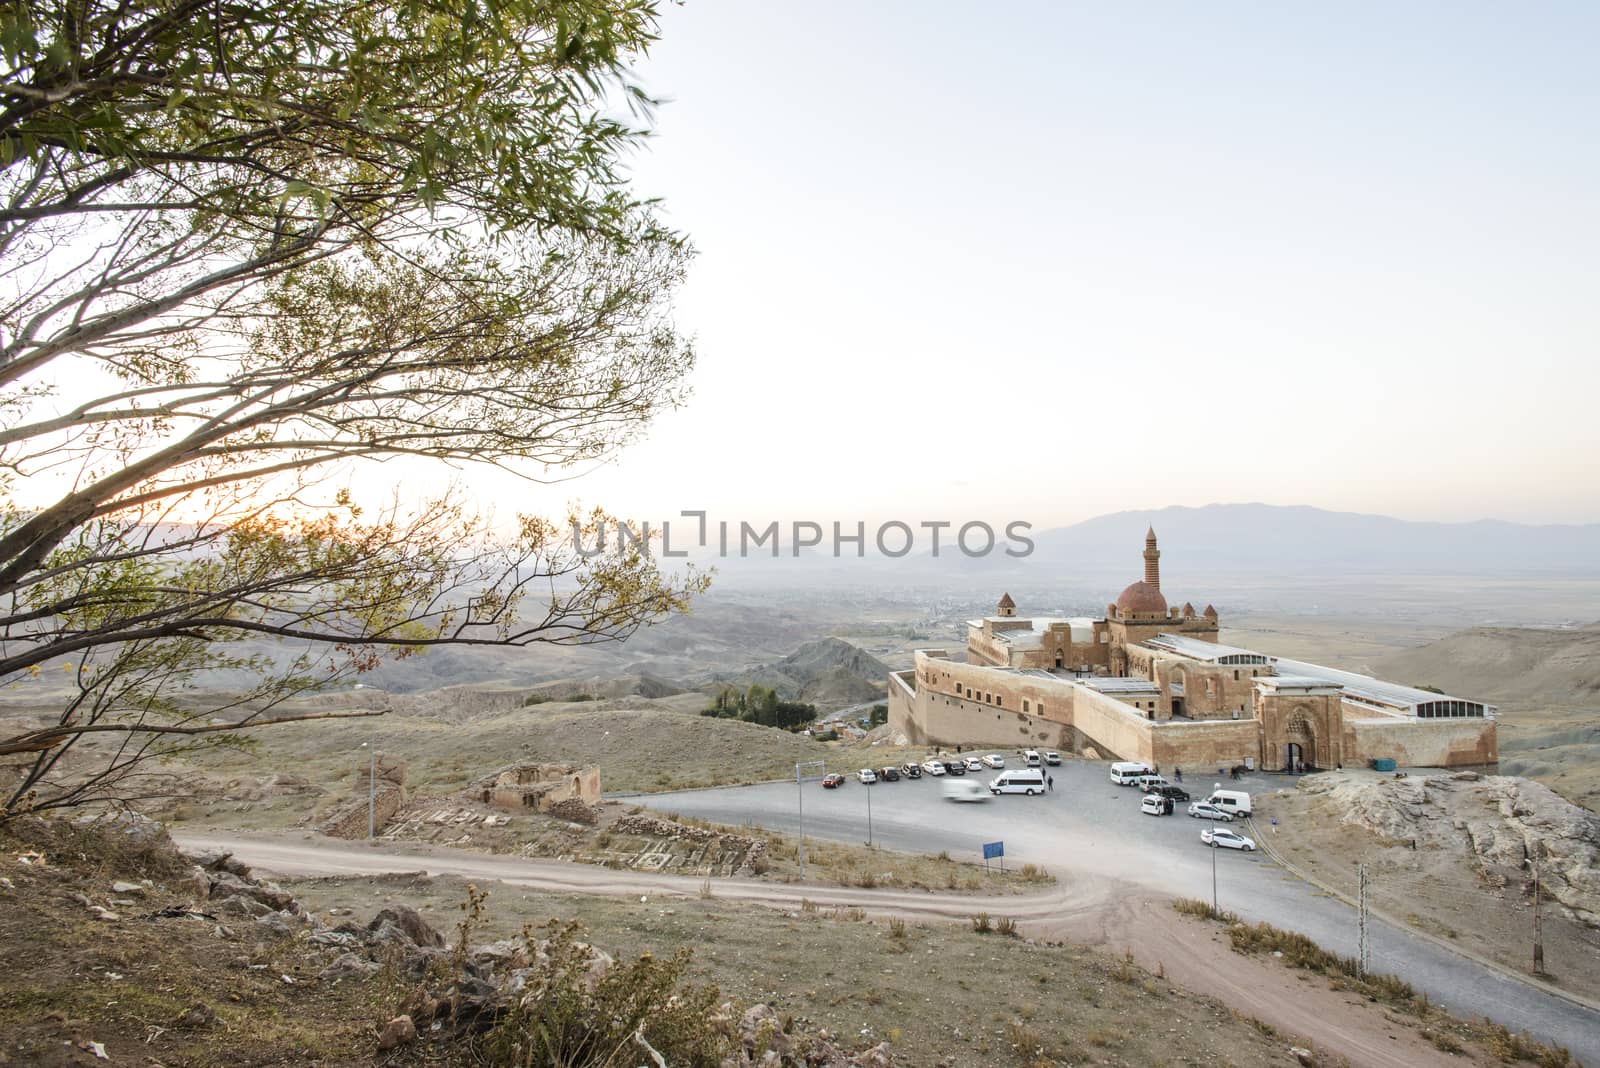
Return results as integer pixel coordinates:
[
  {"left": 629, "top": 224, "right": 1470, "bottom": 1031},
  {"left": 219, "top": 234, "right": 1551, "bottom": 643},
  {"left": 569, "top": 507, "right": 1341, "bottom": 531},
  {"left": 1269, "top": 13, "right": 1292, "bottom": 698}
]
[
  {"left": 857, "top": 768, "right": 878, "bottom": 784},
  {"left": 942, "top": 779, "right": 989, "bottom": 803},
  {"left": 981, "top": 753, "right": 1005, "bottom": 769},
  {"left": 1202, "top": 828, "right": 1257, "bottom": 851},
  {"left": 963, "top": 757, "right": 983, "bottom": 772},
  {"left": 921, "top": 759, "right": 947, "bottom": 776},
  {"left": 1044, "top": 750, "right": 1062, "bottom": 765},
  {"left": 1187, "top": 801, "right": 1233, "bottom": 822}
]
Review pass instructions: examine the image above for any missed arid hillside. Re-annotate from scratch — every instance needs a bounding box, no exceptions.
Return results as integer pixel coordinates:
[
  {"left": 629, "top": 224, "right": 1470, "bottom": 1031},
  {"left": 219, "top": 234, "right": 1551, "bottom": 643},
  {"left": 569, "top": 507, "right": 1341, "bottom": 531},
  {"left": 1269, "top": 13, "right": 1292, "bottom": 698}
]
[{"left": 1375, "top": 625, "right": 1600, "bottom": 811}]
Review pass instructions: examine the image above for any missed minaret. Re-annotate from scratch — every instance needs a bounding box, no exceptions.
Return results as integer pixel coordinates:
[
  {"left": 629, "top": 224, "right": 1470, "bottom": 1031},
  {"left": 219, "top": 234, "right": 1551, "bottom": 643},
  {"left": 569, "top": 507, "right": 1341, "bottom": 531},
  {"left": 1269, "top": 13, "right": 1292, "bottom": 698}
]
[{"left": 1143, "top": 527, "right": 1160, "bottom": 590}]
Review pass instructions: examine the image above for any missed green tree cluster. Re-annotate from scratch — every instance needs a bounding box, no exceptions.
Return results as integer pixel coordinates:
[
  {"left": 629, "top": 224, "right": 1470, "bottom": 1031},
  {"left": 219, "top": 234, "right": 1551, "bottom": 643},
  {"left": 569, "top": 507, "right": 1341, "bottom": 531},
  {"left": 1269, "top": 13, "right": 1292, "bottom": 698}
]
[{"left": 701, "top": 684, "right": 816, "bottom": 730}]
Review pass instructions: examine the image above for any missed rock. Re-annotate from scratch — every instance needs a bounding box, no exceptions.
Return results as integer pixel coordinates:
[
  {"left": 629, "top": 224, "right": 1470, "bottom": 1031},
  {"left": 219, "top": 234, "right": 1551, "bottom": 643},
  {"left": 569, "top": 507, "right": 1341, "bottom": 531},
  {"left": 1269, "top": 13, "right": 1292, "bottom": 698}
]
[
  {"left": 739, "top": 1005, "right": 792, "bottom": 1061},
  {"left": 255, "top": 911, "right": 297, "bottom": 939},
  {"left": 851, "top": 1043, "right": 894, "bottom": 1068},
  {"left": 67, "top": 892, "right": 92, "bottom": 908},
  {"left": 320, "top": 953, "right": 381, "bottom": 982},
  {"left": 470, "top": 939, "right": 530, "bottom": 972},
  {"left": 183, "top": 866, "right": 213, "bottom": 901},
  {"left": 175, "top": 1003, "right": 215, "bottom": 1029},
  {"left": 87, "top": 906, "right": 120, "bottom": 922},
  {"left": 110, "top": 881, "right": 145, "bottom": 895},
  {"left": 1290, "top": 1047, "right": 1315, "bottom": 1066},
  {"left": 377, "top": 1015, "right": 417, "bottom": 1050},
  {"left": 213, "top": 894, "right": 272, "bottom": 920},
  {"left": 366, "top": 905, "right": 444, "bottom": 948}
]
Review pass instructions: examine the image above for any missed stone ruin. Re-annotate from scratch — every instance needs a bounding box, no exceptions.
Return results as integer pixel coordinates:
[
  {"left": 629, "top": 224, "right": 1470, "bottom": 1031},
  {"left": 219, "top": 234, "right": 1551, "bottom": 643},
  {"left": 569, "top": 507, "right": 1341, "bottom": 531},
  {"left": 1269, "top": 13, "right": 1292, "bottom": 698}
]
[{"left": 475, "top": 762, "right": 601, "bottom": 823}]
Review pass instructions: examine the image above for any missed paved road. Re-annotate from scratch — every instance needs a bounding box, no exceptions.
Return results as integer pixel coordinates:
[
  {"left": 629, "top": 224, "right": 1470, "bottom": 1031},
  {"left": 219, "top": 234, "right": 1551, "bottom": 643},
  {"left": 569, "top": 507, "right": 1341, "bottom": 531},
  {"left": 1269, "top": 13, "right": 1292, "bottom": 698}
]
[{"left": 645, "top": 758, "right": 1600, "bottom": 1063}]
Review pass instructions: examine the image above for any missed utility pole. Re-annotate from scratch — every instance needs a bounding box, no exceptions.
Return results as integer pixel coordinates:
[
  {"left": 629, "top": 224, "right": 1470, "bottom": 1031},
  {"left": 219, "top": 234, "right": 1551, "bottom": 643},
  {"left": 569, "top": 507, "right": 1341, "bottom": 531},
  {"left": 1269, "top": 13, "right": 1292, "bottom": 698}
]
[
  {"left": 865, "top": 777, "right": 874, "bottom": 847},
  {"left": 1357, "top": 863, "right": 1370, "bottom": 979}
]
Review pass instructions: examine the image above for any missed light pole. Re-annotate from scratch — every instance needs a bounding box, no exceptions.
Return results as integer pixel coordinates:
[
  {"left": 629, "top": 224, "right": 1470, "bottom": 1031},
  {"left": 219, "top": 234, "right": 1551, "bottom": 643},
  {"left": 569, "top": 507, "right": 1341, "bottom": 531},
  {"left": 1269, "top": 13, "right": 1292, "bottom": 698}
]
[
  {"left": 865, "top": 777, "right": 874, "bottom": 847},
  {"left": 1211, "top": 836, "right": 1218, "bottom": 916},
  {"left": 1526, "top": 854, "right": 1545, "bottom": 975},
  {"left": 795, "top": 761, "right": 826, "bottom": 879},
  {"left": 361, "top": 729, "right": 377, "bottom": 840}
]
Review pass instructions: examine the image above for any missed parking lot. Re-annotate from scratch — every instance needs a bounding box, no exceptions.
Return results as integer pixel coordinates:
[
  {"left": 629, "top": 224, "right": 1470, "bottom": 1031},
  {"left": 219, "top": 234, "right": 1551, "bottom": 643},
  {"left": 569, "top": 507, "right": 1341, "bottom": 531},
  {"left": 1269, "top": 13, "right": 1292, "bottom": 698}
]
[{"left": 644, "top": 753, "right": 1600, "bottom": 1063}]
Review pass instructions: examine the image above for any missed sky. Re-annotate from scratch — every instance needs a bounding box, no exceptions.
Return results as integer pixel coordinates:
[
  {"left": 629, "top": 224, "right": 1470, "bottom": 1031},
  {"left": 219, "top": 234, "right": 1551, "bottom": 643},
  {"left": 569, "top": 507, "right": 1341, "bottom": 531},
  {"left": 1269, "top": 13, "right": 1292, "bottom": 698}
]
[
  {"left": 14, "top": 2, "right": 1600, "bottom": 535},
  {"left": 464, "top": 0, "right": 1599, "bottom": 532}
]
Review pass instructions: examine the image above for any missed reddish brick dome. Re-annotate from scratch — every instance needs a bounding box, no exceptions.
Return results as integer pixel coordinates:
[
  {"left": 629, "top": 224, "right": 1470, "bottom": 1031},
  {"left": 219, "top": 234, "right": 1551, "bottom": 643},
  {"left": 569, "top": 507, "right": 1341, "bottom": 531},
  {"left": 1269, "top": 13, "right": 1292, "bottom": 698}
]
[{"left": 1115, "top": 581, "right": 1168, "bottom": 616}]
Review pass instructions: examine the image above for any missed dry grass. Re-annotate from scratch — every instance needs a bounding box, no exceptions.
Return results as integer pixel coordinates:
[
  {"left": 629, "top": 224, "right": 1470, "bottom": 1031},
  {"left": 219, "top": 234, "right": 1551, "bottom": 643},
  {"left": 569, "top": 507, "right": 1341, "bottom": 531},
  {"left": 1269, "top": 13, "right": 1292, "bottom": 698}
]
[{"left": 1171, "top": 898, "right": 1580, "bottom": 1067}]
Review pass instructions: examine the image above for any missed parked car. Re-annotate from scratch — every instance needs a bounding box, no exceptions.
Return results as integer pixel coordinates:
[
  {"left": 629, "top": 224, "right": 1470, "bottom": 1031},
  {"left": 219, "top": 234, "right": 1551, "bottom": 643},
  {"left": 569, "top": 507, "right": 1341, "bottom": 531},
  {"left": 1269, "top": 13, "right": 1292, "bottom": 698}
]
[
  {"left": 1134, "top": 774, "right": 1171, "bottom": 792},
  {"left": 1140, "top": 794, "right": 1173, "bottom": 816},
  {"left": 1147, "top": 784, "right": 1191, "bottom": 803},
  {"left": 1187, "top": 801, "right": 1233, "bottom": 822},
  {"left": 821, "top": 773, "right": 844, "bottom": 789},
  {"left": 981, "top": 753, "right": 1005, "bottom": 769},
  {"left": 900, "top": 762, "right": 922, "bottom": 779},
  {"left": 944, "top": 760, "right": 967, "bottom": 776},
  {"left": 878, "top": 766, "right": 900, "bottom": 782},
  {"left": 857, "top": 768, "right": 878, "bottom": 784},
  {"left": 942, "top": 779, "right": 989, "bottom": 803},
  {"left": 921, "top": 760, "right": 947, "bottom": 777},
  {"left": 1201, "top": 828, "right": 1257, "bottom": 851},
  {"left": 963, "top": 757, "right": 984, "bottom": 773},
  {"left": 1044, "top": 750, "right": 1062, "bottom": 765},
  {"left": 1023, "top": 749, "right": 1042, "bottom": 767}
]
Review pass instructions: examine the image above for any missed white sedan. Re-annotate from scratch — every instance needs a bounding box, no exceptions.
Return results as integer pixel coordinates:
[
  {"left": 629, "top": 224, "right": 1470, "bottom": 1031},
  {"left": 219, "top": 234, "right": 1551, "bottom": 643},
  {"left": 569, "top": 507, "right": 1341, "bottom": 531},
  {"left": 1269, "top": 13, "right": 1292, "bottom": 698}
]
[
  {"left": 857, "top": 768, "right": 878, "bottom": 784},
  {"left": 1187, "top": 801, "right": 1234, "bottom": 822},
  {"left": 963, "top": 757, "right": 983, "bottom": 772},
  {"left": 1201, "top": 828, "right": 1257, "bottom": 851},
  {"left": 981, "top": 753, "right": 1005, "bottom": 769},
  {"left": 920, "top": 760, "right": 947, "bottom": 777}
]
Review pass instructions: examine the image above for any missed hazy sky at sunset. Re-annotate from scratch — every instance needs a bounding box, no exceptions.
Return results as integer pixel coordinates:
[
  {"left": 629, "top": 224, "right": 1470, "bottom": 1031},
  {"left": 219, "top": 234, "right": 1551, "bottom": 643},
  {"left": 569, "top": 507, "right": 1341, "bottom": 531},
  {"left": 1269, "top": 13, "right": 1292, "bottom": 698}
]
[
  {"left": 28, "top": 2, "right": 1600, "bottom": 533},
  {"left": 471, "top": 0, "right": 1599, "bottom": 531}
]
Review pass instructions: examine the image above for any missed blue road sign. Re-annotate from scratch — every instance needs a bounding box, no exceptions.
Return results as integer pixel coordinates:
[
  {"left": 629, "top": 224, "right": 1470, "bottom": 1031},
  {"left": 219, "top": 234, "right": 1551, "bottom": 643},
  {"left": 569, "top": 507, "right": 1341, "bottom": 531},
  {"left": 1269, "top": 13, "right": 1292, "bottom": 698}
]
[{"left": 983, "top": 841, "right": 1004, "bottom": 860}]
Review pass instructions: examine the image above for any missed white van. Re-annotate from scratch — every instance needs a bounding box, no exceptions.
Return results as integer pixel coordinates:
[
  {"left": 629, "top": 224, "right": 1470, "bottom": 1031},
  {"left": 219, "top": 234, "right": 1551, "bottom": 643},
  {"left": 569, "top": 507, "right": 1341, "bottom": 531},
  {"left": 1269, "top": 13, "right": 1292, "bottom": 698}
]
[
  {"left": 1023, "top": 749, "right": 1042, "bottom": 767},
  {"left": 1134, "top": 774, "right": 1170, "bottom": 792},
  {"left": 990, "top": 769, "right": 1047, "bottom": 795},
  {"left": 1109, "top": 761, "right": 1153, "bottom": 786},
  {"left": 1206, "top": 790, "right": 1253, "bottom": 817}
]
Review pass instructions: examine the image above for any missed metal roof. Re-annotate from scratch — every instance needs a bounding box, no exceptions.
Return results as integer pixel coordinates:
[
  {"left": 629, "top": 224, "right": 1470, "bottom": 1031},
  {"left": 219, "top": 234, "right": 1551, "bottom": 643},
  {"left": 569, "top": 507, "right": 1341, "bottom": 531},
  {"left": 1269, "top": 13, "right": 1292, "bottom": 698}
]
[
  {"left": 1268, "top": 658, "right": 1493, "bottom": 716},
  {"left": 1081, "top": 676, "right": 1161, "bottom": 694},
  {"left": 1143, "top": 633, "right": 1268, "bottom": 665}
]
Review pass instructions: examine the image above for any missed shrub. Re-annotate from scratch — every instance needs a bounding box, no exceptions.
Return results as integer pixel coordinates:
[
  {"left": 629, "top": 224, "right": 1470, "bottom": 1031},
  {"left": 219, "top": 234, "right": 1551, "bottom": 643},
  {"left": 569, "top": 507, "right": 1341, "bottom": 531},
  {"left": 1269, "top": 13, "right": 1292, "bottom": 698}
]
[
  {"left": 972, "top": 912, "right": 992, "bottom": 934},
  {"left": 995, "top": 916, "right": 1018, "bottom": 938},
  {"left": 482, "top": 920, "right": 730, "bottom": 1067},
  {"left": 887, "top": 917, "right": 907, "bottom": 940}
]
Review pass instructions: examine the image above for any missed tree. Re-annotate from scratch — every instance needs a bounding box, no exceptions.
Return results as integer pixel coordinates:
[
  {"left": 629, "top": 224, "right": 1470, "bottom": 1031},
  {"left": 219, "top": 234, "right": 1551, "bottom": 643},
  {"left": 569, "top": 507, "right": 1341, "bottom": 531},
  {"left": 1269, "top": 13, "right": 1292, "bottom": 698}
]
[{"left": 0, "top": 0, "right": 705, "bottom": 818}]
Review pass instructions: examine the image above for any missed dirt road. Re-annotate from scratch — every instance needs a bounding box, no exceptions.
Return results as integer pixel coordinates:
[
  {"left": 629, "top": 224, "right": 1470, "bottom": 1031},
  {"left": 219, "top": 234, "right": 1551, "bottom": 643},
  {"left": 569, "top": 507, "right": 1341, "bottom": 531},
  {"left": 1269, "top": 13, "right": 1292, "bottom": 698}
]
[{"left": 176, "top": 831, "right": 1485, "bottom": 1068}]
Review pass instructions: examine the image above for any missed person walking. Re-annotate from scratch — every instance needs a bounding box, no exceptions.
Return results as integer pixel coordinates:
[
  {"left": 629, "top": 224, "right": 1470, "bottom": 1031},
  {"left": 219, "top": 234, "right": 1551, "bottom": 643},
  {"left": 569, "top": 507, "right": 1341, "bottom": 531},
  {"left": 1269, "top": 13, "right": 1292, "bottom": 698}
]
[
  {"left": 1174, "top": 767, "right": 1183, "bottom": 783},
  {"left": 1047, "top": 774, "right": 1054, "bottom": 792}
]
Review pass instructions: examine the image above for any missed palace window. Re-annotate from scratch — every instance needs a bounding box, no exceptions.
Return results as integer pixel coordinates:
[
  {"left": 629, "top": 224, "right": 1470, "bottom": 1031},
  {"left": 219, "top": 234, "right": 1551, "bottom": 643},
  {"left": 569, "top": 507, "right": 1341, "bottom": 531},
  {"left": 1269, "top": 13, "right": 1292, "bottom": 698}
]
[{"left": 1023, "top": 699, "right": 1030, "bottom": 713}]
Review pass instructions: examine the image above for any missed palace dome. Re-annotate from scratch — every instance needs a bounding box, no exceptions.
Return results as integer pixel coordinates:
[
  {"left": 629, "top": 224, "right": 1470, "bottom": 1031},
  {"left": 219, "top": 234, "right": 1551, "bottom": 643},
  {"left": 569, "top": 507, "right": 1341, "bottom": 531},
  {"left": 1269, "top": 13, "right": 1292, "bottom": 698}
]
[{"left": 1115, "top": 581, "right": 1168, "bottom": 616}]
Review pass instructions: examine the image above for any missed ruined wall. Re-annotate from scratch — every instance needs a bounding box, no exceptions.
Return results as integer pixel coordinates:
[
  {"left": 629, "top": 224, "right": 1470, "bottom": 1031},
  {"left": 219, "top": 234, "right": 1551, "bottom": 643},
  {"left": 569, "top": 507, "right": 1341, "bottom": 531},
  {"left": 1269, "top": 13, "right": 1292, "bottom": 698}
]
[
  {"left": 479, "top": 763, "right": 601, "bottom": 812},
  {"left": 1344, "top": 715, "right": 1499, "bottom": 769},
  {"left": 321, "top": 783, "right": 405, "bottom": 839}
]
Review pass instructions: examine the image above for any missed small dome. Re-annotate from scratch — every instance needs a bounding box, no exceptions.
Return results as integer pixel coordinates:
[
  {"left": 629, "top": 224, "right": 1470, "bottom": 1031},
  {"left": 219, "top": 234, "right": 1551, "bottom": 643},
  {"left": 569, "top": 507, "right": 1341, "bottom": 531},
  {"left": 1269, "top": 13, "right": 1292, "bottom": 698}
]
[
  {"left": 1182, "top": 601, "right": 1196, "bottom": 618},
  {"left": 1116, "top": 581, "right": 1168, "bottom": 616},
  {"left": 1203, "top": 604, "right": 1218, "bottom": 619},
  {"left": 997, "top": 592, "right": 1015, "bottom": 609}
]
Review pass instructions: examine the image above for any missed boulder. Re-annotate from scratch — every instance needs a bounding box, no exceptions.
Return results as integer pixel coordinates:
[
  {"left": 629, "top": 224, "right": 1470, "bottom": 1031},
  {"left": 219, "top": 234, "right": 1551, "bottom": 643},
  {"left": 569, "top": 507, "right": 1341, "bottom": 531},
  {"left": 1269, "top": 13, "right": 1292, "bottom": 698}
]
[
  {"left": 366, "top": 905, "right": 444, "bottom": 948},
  {"left": 213, "top": 894, "right": 272, "bottom": 920},
  {"left": 377, "top": 1015, "right": 416, "bottom": 1050},
  {"left": 255, "top": 911, "right": 297, "bottom": 939}
]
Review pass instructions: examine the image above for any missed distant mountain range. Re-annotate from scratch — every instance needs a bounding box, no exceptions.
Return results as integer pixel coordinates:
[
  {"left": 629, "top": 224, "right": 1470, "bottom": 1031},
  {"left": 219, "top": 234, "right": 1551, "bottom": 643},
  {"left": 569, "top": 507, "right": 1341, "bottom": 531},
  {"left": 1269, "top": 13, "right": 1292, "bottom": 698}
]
[{"left": 709, "top": 503, "right": 1600, "bottom": 585}]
